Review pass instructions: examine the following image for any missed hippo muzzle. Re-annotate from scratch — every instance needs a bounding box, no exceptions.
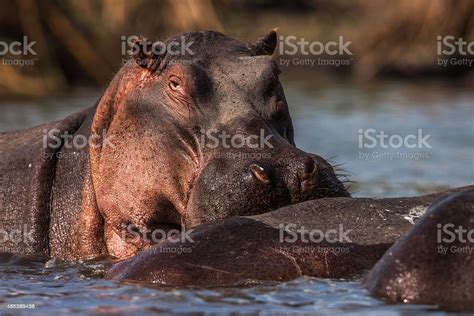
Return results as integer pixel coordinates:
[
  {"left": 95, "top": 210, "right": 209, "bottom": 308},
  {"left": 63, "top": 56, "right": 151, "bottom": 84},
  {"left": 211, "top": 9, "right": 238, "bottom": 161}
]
[{"left": 185, "top": 148, "right": 349, "bottom": 227}]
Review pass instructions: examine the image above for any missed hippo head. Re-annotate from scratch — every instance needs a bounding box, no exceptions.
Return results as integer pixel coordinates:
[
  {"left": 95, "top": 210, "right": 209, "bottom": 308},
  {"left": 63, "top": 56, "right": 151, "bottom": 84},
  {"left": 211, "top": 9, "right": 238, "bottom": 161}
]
[{"left": 89, "top": 31, "right": 349, "bottom": 258}]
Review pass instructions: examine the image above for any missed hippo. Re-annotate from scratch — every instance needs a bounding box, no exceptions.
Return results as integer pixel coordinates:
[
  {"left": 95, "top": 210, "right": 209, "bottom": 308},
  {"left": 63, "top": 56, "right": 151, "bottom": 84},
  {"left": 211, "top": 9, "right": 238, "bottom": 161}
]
[
  {"left": 363, "top": 190, "right": 474, "bottom": 312},
  {"left": 107, "top": 185, "right": 473, "bottom": 286},
  {"left": 0, "top": 30, "right": 349, "bottom": 261}
]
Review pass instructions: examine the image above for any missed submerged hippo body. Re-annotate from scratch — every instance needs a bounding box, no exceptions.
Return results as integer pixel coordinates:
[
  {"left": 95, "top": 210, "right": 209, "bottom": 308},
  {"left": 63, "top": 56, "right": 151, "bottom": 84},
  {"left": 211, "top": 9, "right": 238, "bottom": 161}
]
[
  {"left": 108, "top": 186, "right": 473, "bottom": 286},
  {"left": 0, "top": 31, "right": 349, "bottom": 260},
  {"left": 363, "top": 191, "right": 474, "bottom": 312}
]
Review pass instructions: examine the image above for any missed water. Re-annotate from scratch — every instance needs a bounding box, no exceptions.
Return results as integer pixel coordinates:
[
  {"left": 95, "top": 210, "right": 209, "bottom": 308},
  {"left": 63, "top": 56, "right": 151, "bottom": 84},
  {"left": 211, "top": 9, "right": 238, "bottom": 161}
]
[
  {"left": 0, "top": 254, "right": 445, "bottom": 315},
  {"left": 1, "top": 81, "right": 473, "bottom": 314}
]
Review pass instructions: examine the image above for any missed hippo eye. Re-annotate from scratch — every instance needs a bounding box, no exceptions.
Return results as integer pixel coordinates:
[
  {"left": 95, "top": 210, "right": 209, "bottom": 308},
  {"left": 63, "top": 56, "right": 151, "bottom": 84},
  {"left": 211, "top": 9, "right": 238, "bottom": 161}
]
[{"left": 169, "top": 76, "right": 182, "bottom": 91}]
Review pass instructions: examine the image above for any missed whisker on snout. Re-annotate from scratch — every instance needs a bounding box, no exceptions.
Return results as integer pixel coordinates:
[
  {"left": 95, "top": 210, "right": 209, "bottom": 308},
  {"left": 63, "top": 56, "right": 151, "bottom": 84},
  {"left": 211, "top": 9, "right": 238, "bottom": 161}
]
[{"left": 321, "top": 156, "right": 356, "bottom": 195}]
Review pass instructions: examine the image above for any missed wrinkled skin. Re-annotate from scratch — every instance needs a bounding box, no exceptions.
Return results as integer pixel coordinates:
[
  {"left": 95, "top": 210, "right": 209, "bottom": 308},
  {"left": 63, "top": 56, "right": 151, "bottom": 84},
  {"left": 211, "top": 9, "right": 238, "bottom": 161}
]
[
  {"left": 108, "top": 186, "right": 473, "bottom": 286},
  {"left": 0, "top": 31, "right": 348, "bottom": 260},
  {"left": 363, "top": 190, "right": 474, "bottom": 312}
]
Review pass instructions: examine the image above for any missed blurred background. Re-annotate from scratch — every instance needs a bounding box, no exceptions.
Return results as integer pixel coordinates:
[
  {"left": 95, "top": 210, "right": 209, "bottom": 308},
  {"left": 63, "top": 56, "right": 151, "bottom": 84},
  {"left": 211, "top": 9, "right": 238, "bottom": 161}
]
[
  {"left": 0, "top": 0, "right": 473, "bottom": 197},
  {"left": 0, "top": 0, "right": 473, "bottom": 95}
]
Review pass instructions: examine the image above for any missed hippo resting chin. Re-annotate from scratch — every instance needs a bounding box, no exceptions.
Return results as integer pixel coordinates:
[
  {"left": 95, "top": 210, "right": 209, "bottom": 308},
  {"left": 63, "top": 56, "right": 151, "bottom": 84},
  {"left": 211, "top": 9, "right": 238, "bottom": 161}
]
[{"left": 108, "top": 186, "right": 473, "bottom": 292}]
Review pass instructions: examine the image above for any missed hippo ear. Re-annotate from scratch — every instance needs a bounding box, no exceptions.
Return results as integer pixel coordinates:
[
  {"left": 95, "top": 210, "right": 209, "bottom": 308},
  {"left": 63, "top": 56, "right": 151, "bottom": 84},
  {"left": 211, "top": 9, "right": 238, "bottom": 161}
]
[
  {"left": 129, "top": 36, "right": 164, "bottom": 72},
  {"left": 251, "top": 30, "right": 277, "bottom": 56}
]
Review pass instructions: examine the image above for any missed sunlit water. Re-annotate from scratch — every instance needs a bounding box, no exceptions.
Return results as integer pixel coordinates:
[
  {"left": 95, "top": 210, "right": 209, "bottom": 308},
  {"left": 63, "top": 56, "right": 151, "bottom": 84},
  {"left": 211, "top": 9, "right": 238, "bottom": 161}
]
[{"left": 0, "top": 81, "right": 473, "bottom": 314}]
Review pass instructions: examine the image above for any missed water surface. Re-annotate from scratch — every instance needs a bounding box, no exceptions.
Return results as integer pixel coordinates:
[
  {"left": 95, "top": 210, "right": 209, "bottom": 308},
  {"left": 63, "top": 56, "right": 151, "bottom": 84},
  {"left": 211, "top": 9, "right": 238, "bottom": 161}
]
[{"left": 0, "top": 82, "right": 473, "bottom": 315}]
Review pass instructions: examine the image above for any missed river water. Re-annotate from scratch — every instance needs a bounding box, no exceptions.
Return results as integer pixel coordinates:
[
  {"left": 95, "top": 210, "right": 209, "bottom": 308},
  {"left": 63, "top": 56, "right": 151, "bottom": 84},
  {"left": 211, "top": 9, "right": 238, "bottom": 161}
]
[{"left": 0, "top": 80, "right": 473, "bottom": 315}]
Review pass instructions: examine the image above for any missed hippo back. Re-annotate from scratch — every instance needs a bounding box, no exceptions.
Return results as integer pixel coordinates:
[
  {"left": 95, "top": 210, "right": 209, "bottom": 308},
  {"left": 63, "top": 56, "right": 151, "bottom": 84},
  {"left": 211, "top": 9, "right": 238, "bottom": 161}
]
[{"left": 0, "top": 109, "right": 89, "bottom": 255}]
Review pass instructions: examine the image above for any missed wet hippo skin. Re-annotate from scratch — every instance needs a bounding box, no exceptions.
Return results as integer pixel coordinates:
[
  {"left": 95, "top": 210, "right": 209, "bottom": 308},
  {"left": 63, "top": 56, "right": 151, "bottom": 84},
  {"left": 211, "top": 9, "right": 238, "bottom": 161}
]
[
  {"left": 108, "top": 185, "right": 473, "bottom": 287},
  {"left": 363, "top": 191, "right": 474, "bottom": 312}
]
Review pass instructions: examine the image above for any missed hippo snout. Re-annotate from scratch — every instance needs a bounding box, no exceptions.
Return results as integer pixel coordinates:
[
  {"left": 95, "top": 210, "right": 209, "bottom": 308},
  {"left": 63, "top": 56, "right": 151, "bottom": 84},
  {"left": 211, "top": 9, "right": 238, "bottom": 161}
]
[
  {"left": 184, "top": 151, "right": 349, "bottom": 227},
  {"left": 250, "top": 155, "right": 316, "bottom": 188},
  {"left": 249, "top": 154, "right": 345, "bottom": 202},
  {"left": 278, "top": 152, "right": 350, "bottom": 203}
]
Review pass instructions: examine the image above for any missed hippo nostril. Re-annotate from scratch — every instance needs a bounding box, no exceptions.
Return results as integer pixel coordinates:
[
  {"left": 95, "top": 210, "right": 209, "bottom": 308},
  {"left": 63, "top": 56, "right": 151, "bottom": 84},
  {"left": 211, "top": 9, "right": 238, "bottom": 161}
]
[
  {"left": 249, "top": 164, "right": 271, "bottom": 184},
  {"left": 302, "top": 156, "right": 318, "bottom": 179}
]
